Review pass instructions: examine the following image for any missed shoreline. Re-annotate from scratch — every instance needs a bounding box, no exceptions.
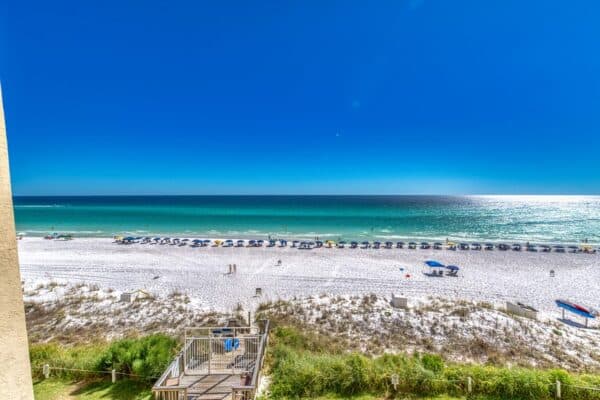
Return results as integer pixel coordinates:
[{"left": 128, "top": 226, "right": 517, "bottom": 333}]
[{"left": 16, "top": 233, "right": 600, "bottom": 248}]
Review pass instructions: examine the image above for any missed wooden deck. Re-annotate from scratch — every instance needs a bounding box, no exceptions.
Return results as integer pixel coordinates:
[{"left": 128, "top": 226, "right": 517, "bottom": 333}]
[
  {"left": 153, "top": 322, "right": 270, "bottom": 400},
  {"left": 179, "top": 374, "right": 240, "bottom": 400}
]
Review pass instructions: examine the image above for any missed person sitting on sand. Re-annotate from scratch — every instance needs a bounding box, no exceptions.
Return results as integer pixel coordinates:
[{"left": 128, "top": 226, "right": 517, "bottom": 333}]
[{"left": 277, "top": 259, "right": 282, "bottom": 266}]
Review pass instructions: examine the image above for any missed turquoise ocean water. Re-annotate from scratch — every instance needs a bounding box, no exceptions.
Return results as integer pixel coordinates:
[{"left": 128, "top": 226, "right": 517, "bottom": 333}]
[{"left": 12, "top": 195, "right": 600, "bottom": 244}]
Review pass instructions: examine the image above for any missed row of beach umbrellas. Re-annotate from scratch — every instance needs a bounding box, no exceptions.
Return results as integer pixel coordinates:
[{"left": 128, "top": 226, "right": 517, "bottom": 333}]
[{"left": 114, "top": 236, "right": 597, "bottom": 253}]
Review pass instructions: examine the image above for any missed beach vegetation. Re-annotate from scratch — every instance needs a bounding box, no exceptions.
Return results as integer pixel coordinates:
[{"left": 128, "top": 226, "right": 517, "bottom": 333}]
[
  {"left": 267, "top": 325, "right": 600, "bottom": 400},
  {"left": 30, "top": 334, "right": 177, "bottom": 382}
]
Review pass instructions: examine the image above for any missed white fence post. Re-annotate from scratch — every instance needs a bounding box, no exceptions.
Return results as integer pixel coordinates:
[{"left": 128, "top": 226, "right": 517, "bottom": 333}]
[
  {"left": 467, "top": 376, "right": 472, "bottom": 394},
  {"left": 556, "top": 380, "right": 561, "bottom": 399},
  {"left": 112, "top": 369, "right": 117, "bottom": 383},
  {"left": 43, "top": 364, "right": 50, "bottom": 379}
]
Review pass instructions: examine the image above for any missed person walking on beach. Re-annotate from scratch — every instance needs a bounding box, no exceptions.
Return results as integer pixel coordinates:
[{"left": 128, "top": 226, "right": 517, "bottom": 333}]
[{"left": 233, "top": 264, "right": 237, "bottom": 273}]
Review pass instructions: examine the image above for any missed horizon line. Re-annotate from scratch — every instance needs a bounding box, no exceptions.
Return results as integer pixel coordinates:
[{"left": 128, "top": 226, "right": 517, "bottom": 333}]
[{"left": 12, "top": 194, "right": 600, "bottom": 197}]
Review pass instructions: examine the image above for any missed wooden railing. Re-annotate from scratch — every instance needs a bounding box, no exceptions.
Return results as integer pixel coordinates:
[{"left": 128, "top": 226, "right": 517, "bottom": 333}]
[
  {"left": 153, "top": 340, "right": 192, "bottom": 399},
  {"left": 153, "top": 321, "right": 270, "bottom": 400},
  {"left": 231, "top": 320, "right": 270, "bottom": 400}
]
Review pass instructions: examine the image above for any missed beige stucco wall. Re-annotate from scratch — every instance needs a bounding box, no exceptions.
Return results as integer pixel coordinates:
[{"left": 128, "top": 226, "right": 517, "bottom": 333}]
[{"left": 0, "top": 84, "right": 35, "bottom": 399}]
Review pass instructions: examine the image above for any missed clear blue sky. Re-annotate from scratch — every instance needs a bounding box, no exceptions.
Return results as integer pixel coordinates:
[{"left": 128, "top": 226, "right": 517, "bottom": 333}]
[{"left": 2, "top": 1, "right": 600, "bottom": 195}]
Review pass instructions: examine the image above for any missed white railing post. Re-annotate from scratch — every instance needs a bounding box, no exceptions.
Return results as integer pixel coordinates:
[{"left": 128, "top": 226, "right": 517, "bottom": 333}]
[
  {"left": 467, "top": 376, "right": 472, "bottom": 394},
  {"left": 112, "top": 369, "right": 117, "bottom": 383},
  {"left": 43, "top": 364, "right": 50, "bottom": 379},
  {"left": 556, "top": 380, "right": 561, "bottom": 399},
  {"left": 208, "top": 337, "right": 212, "bottom": 375}
]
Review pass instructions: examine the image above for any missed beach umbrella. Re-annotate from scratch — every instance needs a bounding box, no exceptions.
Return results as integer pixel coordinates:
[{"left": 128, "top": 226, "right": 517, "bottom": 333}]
[{"left": 446, "top": 265, "right": 460, "bottom": 271}]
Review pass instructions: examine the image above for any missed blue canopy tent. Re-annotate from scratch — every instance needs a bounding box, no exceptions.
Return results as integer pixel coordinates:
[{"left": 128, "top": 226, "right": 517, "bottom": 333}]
[
  {"left": 425, "top": 260, "right": 444, "bottom": 267},
  {"left": 424, "top": 260, "right": 445, "bottom": 277}
]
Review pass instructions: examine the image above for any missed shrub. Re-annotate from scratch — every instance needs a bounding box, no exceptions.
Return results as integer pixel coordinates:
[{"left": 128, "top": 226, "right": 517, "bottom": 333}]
[
  {"left": 30, "top": 334, "right": 178, "bottom": 382},
  {"left": 95, "top": 334, "right": 178, "bottom": 380}
]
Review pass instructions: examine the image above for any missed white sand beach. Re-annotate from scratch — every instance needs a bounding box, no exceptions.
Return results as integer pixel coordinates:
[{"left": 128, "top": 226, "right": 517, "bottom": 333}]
[{"left": 17, "top": 237, "right": 600, "bottom": 316}]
